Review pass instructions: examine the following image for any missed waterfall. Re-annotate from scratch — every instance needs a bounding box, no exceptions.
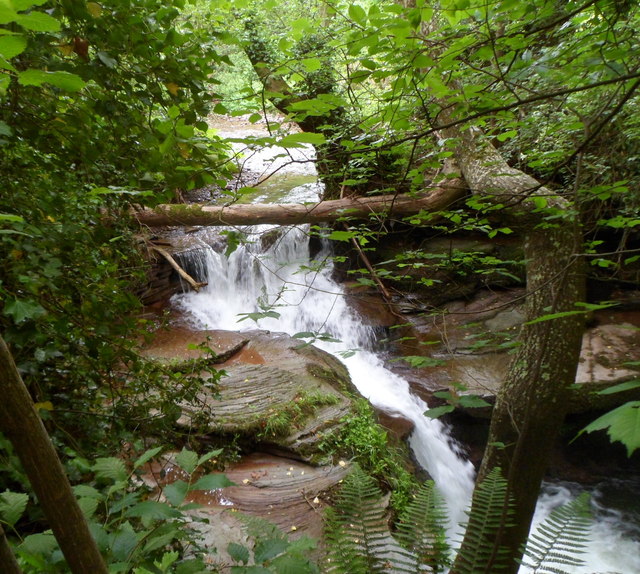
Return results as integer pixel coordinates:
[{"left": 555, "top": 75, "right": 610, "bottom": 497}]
[
  {"left": 171, "top": 120, "right": 640, "bottom": 568},
  {"left": 174, "top": 222, "right": 640, "bottom": 573},
  {"left": 175, "top": 224, "right": 475, "bottom": 529}
]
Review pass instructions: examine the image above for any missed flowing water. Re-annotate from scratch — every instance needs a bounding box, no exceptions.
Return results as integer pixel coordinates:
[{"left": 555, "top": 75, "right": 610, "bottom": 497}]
[{"left": 173, "top": 131, "right": 640, "bottom": 572}]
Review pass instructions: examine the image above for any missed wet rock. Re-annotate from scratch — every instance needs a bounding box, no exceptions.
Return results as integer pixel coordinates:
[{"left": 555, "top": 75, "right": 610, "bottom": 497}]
[
  {"left": 383, "top": 289, "right": 640, "bottom": 417},
  {"left": 142, "top": 451, "right": 350, "bottom": 565},
  {"left": 376, "top": 409, "right": 415, "bottom": 440},
  {"left": 142, "top": 328, "right": 356, "bottom": 462}
]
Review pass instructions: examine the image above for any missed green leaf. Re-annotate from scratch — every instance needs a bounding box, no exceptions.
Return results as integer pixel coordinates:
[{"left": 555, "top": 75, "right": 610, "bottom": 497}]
[
  {"left": 73, "top": 484, "right": 102, "bottom": 499},
  {"left": 327, "top": 230, "right": 356, "bottom": 241},
  {"left": 254, "top": 538, "right": 289, "bottom": 563},
  {"left": 93, "top": 457, "right": 128, "bottom": 482},
  {"left": 0, "top": 491, "right": 29, "bottom": 526},
  {"left": 424, "top": 405, "right": 455, "bottom": 418},
  {"left": 15, "top": 11, "right": 60, "bottom": 32},
  {"left": 77, "top": 496, "right": 99, "bottom": 519},
  {"left": 0, "top": 34, "right": 27, "bottom": 58},
  {"left": 197, "top": 448, "right": 223, "bottom": 466},
  {"left": 582, "top": 401, "right": 640, "bottom": 457},
  {"left": 13, "top": 0, "right": 49, "bottom": 10},
  {"left": 191, "top": 473, "right": 234, "bottom": 490},
  {"left": 0, "top": 4, "right": 18, "bottom": 24},
  {"left": 348, "top": 4, "right": 367, "bottom": 25},
  {"left": 19, "top": 531, "right": 58, "bottom": 557},
  {"left": 18, "top": 69, "right": 85, "bottom": 91},
  {"left": 156, "top": 550, "right": 179, "bottom": 572},
  {"left": 228, "top": 542, "right": 250, "bottom": 564},
  {"left": 458, "top": 395, "right": 492, "bottom": 409},
  {"left": 163, "top": 480, "right": 189, "bottom": 506},
  {"left": 133, "top": 446, "right": 164, "bottom": 469},
  {"left": 175, "top": 448, "right": 198, "bottom": 474},
  {"left": 278, "top": 132, "right": 325, "bottom": 147},
  {"left": 0, "top": 212, "right": 23, "bottom": 222},
  {"left": 401, "top": 355, "right": 445, "bottom": 368},
  {"left": 125, "top": 500, "right": 182, "bottom": 520},
  {"left": 596, "top": 380, "right": 640, "bottom": 396},
  {"left": 4, "top": 298, "right": 46, "bottom": 323},
  {"left": 97, "top": 51, "right": 117, "bottom": 68}
]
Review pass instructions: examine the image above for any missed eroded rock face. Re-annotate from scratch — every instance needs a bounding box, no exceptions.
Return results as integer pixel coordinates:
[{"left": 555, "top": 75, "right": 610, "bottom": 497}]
[
  {"left": 142, "top": 328, "right": 356, "bottom": 462},
  {"left": 385, "top": 289, "right": 640, "bottom": 417}
]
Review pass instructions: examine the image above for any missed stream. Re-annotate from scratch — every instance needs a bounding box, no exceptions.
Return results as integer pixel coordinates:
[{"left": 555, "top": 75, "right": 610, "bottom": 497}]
[{"left": 172, "top": 122, "right": 640, "bottom": 573}]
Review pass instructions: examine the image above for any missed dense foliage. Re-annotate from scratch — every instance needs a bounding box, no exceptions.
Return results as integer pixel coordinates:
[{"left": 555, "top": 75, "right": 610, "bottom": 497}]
[{"left": 1, "top": 0, "right": 639, "bottom": 571}]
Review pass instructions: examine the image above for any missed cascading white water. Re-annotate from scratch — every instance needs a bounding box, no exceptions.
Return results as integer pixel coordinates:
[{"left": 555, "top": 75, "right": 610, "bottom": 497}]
[
  {"left": 173, "top": 127, "right": 640, "bottom": 571},
  {"left": 175, "top": 222, "right": 640, "bottom": 573},
  {"left": 175, "top": 224, "right": 476, "bottom": 530}
]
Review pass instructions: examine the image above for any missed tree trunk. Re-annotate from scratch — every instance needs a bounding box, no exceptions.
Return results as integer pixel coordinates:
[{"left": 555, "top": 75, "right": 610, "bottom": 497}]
[
  {"left": 0, "top": 335, "right": 109, "bottom": 574},
  {"left": 135, "top": 184, "right": 466, "bottom": 227},
  {"left": 0, "top": 524, "right": 22, "bottom": 574},
  {"left": 441, "top": 124, "right": 585, "bottom": 573}
]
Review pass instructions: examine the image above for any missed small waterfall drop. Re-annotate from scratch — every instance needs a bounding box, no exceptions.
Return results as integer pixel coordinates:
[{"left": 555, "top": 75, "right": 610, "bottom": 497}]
[
  {"left": 175, "top": 224, "right": 476, "bottom": 528},
  {"left": 174, "top": 223, "right": 640, "bottom": 573}
]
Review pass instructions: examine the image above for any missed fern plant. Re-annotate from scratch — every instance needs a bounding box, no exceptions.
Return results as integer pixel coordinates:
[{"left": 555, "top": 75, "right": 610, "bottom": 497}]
[
  {"left": 324, "top": 465, "right": 594, "bottom": 574},
  {"left": 453, "top": 466, "right": 515, "bottom": 573},
  {"left": 395, "top": 480, "right": 451, "bottom": 572},
  {"left": 520, "top": 492, "right": 590, "bottom": 574},
  {"left": 324, "top": 464, "right": 418, "bottom": 573}
]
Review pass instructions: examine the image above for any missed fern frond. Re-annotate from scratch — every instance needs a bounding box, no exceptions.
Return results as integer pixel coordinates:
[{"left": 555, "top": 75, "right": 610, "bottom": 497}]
[
  {"left": 521, "top": 492, "right": 591, "bottom": 574},
  {"left": 324, "top": 464, "right": 417, "bottom": 573},
  {"left": 454, "top": 466, "right": 515, "bottom": 574},
  {"left": 395, "top": 480, "right": 451, "bottom": 572}
]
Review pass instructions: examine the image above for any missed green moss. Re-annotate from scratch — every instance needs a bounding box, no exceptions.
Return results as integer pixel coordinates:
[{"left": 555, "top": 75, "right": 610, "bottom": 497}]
[
  {"left": 316, "top": 398, "right": 418, "bottom": 512},
  {"left": 257, "top": 390, "right": 341, "bottom": 439}
]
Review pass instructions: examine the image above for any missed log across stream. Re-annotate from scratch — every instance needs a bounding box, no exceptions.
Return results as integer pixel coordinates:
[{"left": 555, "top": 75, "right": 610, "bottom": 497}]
[{"left": 164, "top": 121, "right": 640, "bottom": 572}]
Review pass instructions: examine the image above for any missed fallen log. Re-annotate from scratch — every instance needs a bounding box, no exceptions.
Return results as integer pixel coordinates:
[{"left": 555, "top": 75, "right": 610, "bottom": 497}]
[{"left": 135, "top": 183, "right": 467, "bottom": 228}]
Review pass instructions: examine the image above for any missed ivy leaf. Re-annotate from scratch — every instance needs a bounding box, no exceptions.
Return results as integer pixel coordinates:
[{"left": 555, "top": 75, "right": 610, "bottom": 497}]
[
  {"left": 0, "top": 491, "right": 29, "bottom": 526},
  {"left": 191, "top": 473, "right": 234, "bottom": 491},
  {"left": 581, "top": 401, "right": 640, "bottom": 457}
]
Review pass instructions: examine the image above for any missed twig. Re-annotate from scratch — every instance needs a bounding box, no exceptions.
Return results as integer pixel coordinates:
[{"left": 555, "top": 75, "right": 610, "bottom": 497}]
[{"left": 149, "top": 244, "right": 207, "bottom": 292}]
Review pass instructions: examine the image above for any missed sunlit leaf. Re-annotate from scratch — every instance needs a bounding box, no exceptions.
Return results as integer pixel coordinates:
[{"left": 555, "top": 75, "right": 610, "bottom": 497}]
[
  {"left": 278, "top": 132, "right": 325, "bottom": 147},
  {"left": 581, "top": 402, "right": 640, "bottom": 457},
  {"left": 0, "top": 34, "right": 27, "bottom": 59},
  {"left": 18, "top": 69, "right": 85, "bottom": 91},
  {"left": 15, "top": 11, "right": 61, "bottom": 32}
]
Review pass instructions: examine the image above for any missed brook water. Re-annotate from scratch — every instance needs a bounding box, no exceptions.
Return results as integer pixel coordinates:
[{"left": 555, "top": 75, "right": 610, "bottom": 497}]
[{"left": 172, "top": 129, "right": 640, "bottom": 572}]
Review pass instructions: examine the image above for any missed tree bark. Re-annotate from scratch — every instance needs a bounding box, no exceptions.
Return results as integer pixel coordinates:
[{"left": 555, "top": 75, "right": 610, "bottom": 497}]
[
  {"left": 0, "top": 524, "right": 22, "bottom": 574},
  {"left": 135, "top": 184, "right": 466, "bottom": 228},
  {"left": 441, "top": 124, "right": 585, "bottom": 573},
  {"left": 0, "top": 335, "right": 109, "bottom": 574}
]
